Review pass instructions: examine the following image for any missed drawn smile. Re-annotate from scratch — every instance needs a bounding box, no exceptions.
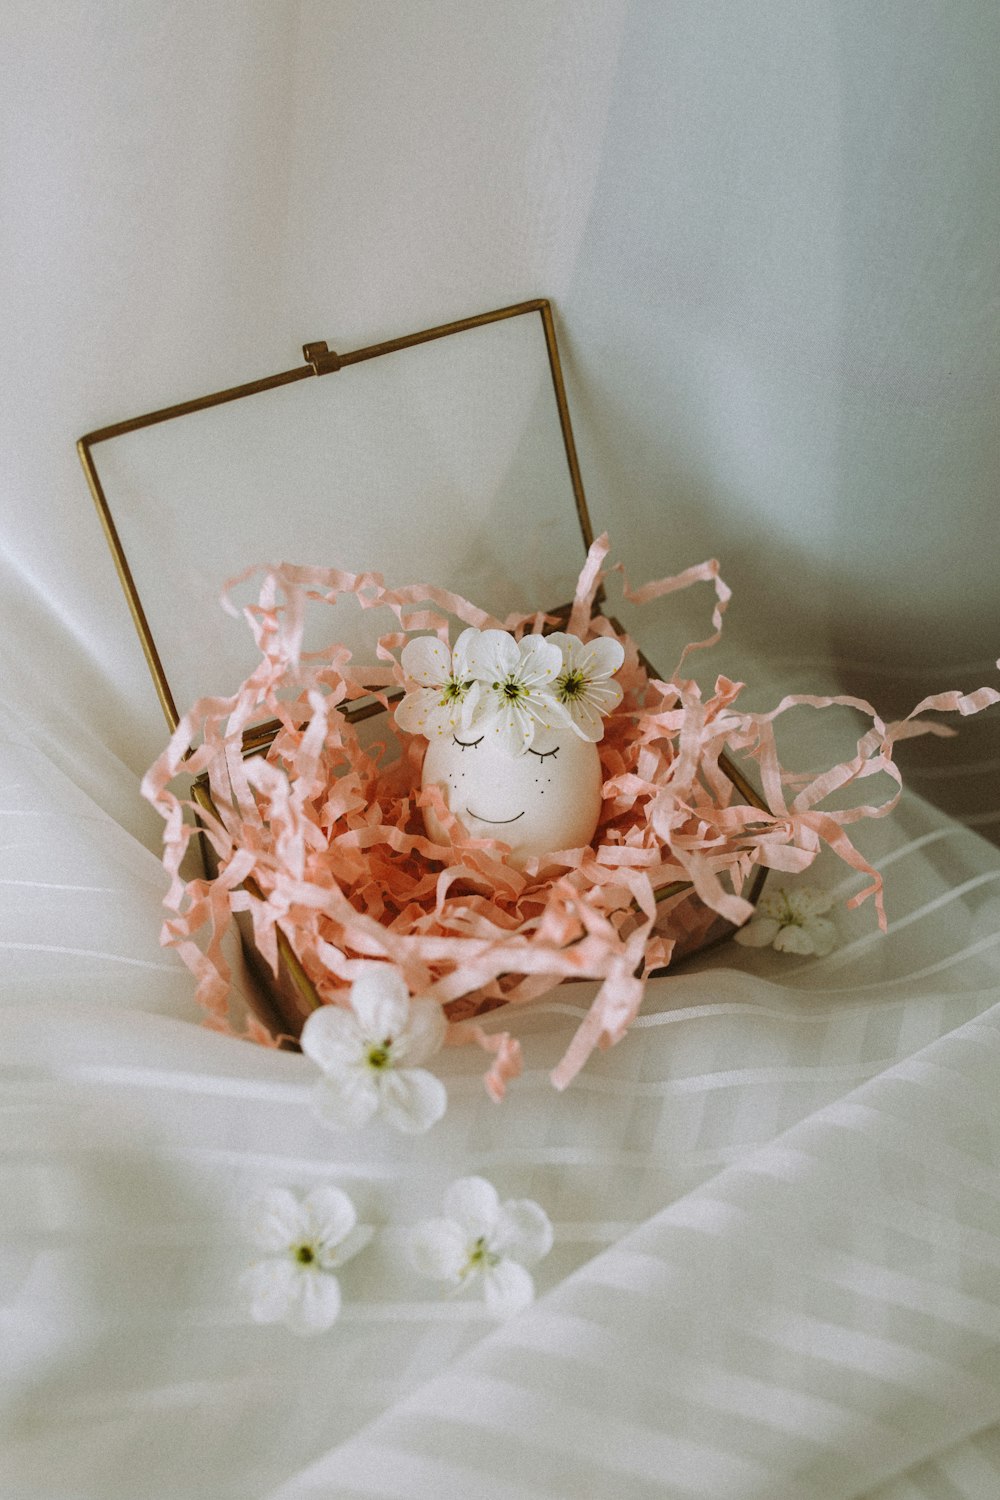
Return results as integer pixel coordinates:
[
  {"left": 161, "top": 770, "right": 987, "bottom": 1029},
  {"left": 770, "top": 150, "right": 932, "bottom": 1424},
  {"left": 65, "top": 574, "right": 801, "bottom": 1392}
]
[{"left": 465, "top": 807, "right": 524, "bottom": 825}]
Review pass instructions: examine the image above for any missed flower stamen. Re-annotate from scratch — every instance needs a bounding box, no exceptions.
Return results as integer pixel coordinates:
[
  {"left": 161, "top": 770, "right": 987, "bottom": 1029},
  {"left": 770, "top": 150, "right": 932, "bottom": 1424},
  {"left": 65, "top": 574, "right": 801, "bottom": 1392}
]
[
  {"left": 439, "top": 677, "right": 470, "bottom": 705},
  {"left": 557, "top": 669, "right": 586, "bottom": 701},
  {"left": 463, "top": 1235, "right": 501, "bottom": 1277}
]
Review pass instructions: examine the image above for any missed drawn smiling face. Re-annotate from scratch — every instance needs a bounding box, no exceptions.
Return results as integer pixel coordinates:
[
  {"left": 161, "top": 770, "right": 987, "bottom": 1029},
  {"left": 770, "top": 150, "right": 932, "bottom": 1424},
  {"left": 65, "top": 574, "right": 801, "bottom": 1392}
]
[{"left": 420, "top": 728, "right": 603, "bottom": 869}]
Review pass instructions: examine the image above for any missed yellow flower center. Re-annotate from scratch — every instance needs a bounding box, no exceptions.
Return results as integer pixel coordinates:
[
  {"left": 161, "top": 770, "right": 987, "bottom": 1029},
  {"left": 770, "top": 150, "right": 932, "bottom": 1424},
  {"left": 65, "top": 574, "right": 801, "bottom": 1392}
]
[
  {"left": 366, "top": 1040, "right": 393, "bottom": 1070},
  {"left": 439, "top": 678, "right": 470, "bottom": 705},
  {"left": 463, "top": 1235, "right": 501, "bottom": 1277},
  {"left": 557, "top": 670, "right": 586, "bottom": 701}
]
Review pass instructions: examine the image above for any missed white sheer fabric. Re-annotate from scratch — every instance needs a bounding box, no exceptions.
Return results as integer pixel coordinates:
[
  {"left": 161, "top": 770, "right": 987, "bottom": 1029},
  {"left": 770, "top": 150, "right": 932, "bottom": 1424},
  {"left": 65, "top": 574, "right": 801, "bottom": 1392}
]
[
  {"left": 3, "top": 3, "right": 999, "bottom": 1497},
  {"left": 3, "top": 730, "right": 1000, "bottom": 1499}
]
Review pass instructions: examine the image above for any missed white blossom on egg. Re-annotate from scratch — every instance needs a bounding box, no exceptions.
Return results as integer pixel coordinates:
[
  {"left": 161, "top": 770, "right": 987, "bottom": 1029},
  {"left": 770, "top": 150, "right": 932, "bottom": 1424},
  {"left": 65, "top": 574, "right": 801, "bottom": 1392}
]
[
  {"left": 734, "top": 884, "right": 837, "bottom": 956},
  {"left": 547, "top": 631, "right": 625, "bottom": 743},
  {"left": 301, "top": 965, "right": 448, "bottom": 1133},
  {"left": 408, "top": 1176, "right": 553, "bottom": 1317},
  {"left": 462, "top": 629, "right": 570, "bottom": 755},
  {"left": 395, "top": 628, "right": 481, "bottom": 740},
  {"left": 240, "top": 1185, "right": 370, "bottom": 1335}
]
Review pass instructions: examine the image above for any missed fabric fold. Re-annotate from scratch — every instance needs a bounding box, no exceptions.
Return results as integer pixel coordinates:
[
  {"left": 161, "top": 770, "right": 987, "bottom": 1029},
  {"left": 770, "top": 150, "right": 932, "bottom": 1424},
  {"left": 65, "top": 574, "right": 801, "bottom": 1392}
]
[{"left": 263, "top": 1001, "right": 1000, "bottom": 1500}]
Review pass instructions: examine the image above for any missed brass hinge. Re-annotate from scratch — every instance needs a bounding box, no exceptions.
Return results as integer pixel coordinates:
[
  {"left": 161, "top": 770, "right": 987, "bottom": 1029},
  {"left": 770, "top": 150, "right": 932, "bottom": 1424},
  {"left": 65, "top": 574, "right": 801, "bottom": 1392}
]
[{"left": 302, "top": 340, "right": 342, "bottom": 375}]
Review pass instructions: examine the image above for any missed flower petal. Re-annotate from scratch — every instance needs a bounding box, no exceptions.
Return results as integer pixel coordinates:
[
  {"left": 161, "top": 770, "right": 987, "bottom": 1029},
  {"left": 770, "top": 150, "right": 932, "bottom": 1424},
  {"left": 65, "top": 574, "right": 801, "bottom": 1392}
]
[
  {"left": 451, "top": 627, "right": 481, "bottom": 680},
  {"left": 464, "top": 686, "right": 501, "bottom": 736},
  {"left": 408, "top": 1217, "right": 468, "bottom": 1282},
  {"left": 311, "top": 1071, "right": 380, "bottom": 1131},
  {"left": 328, "top": 1223, "right": 374, "bottom": 1269},
  {"left": 401, "top": 635, "right": 453, "bottom": 688},
  {"left": 457, "top": 678, "right": 483, "bottom": 731},
  {"left": 544, "top": 631, "right": 575, "bottom": 668},
  {"left": 248, "top": 1188, "right": 304, "bottom": 1252},
  {"left": 733, "top": 915, "right": 782, "bottom": 948},
  {"left": 299, "top": 1004, "right": 363, "bottom": 1072},
  {"left": 549, "top": 631, "right": 625, "bottom": 699},
  {"left": 284, "top": 1269, "right": 342, "bottom": 1335},
  {"left": 491, "top": 703, "right": 535, "bottom": 757},
  {"left": 394, "top": 686, "right": 447, "bottom": 736},
  {"left": 772, "top": 922, "right": 819, "bottom": 955},
  {"left": 302, "top": 1186, "right": 357, "bottom": 1254},
  {"left": 443, "top": 1176, "right": 500, "bottom": 1237},
  {"left": 787, "top": 886, "right": 834, "bottom": 919},
  {"left": 516, "top": 635, "right": 562, "bottom": 687},
  {"left": 241, "top": 1257, "right": 298, "bottom": 1324},
  {"left": 421, "top": 698, "right": 465, "bottom": 739},
  {"left": 483, "top": 1258, "right": 535, "bottom": 1317},
  {"left": 757, "top": 890, "right": 793, "bottom": 922},
  {"left": 577, "top": 635, "right": 626, "bottom": 680},
  {"left": 377, "top": 1067, "right": 447, "bottom": 1134},
  {"left": 583, "top": 677, "right": 624, "bottom": 714},
  {"left": 464, "top": 629, "right": 519, "bottom": 683},
  {"left": 492, "top": 1199, "right": 554, "bottom": 1266},
  {"left": 523, "top": 686, "right": 571, "bottom": 733},
  {"left": 395, "top": 996, "right": 447, "bottom": 1067},
  {"left": 349, "top": 964, "right": 411, "bottom": 1038},
  {"left": 562, "top": 696, "right": 606, "bottom": 743}
]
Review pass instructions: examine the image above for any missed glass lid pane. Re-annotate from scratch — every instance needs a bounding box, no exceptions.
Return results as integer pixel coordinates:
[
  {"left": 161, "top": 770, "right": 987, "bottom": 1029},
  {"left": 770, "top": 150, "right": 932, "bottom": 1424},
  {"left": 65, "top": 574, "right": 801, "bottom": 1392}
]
[{"left": 91, "top": 309, "right": 592, "bottom": 723}]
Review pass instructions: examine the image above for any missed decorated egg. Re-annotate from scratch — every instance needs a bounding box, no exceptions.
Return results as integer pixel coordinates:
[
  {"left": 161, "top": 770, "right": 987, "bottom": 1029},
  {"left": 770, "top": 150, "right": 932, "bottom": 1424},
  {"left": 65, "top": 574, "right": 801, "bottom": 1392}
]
[
  {"left": 420, "top": 727, "right": 603, "bottom": 868},
  {"left": 397, "top": 624, "right": 625, "bottom": 867}
]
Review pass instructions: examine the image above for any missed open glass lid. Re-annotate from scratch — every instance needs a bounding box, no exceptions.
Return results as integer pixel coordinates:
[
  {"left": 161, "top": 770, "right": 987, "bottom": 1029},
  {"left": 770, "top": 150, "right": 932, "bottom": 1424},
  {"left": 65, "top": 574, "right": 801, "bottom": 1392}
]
[{"left": 78, "top": 301, "right": 595, "bottom": 733}]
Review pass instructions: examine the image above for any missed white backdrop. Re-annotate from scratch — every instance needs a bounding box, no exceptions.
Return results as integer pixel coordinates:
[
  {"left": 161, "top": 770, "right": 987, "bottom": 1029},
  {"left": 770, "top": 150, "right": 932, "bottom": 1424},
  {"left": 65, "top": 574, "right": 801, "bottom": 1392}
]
[
  {"left": 3, "top": 4, "right": 1000, "bottom": 1497},
  {"left": 3, "top": 0, "right": 998, "bottom": 828}
]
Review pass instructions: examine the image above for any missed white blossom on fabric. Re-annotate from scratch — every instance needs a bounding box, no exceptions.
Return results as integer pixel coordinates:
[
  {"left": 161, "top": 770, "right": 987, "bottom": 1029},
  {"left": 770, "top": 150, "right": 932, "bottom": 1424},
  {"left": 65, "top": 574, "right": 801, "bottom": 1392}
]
[
  {"left": 395, "top": 627, "right": 481, "bottom": 740},
  {"left": 734, "top": 885, "right": 837, "bottom": 956},
  {"left": 462, "top": 629, "right": 569, "bottom": 755},
  {"left": 408, "top": 1175, "right": 553, "bottom": 1317},
  {"left": 240, "top": 1185, "right": 371, "bottom": 1335},
  {"left": 546, "top": 631, "right": 625, "bottom": 742},
  {"left": 300, "top": 965, "right": 448, "bottom": 1133}
]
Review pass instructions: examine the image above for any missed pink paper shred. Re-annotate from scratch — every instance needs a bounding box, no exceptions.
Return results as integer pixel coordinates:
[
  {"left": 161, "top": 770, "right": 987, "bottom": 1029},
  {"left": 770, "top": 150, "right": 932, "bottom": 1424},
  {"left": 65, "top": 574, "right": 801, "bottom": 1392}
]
[{"left": 141, "top": 537, "right": 1000, "bottom": 1095}]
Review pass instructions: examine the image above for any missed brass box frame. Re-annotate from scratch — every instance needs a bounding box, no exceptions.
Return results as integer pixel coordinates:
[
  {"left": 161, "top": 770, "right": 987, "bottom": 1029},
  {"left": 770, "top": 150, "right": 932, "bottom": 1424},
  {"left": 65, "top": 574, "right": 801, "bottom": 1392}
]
[{"left": 78, "top": 298, "right": 766, "bottom": 1041}]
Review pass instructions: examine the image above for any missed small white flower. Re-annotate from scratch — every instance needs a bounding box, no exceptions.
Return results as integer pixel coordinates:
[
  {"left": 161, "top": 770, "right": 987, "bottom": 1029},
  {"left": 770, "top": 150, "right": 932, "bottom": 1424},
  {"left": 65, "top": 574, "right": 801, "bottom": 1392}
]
[
  {"left": 240, "top": 1185, "right": 370, "bottom": 1335},
  {"left": 734, "top": 884, "right": 837, "bottom": 956},
  {"left": 301, "top": 965, "right": 448, "bottom": 1133},
  {"left": 546, "top": 631, "right": 625, "bottom": 743},
  {"left": 408, "top": 1176, "right": 553, "bottom": 1317},
  {"left": 463, "top": 629, "right": 569, "bottom": 755},
  {"left": 395, "top": 628, "right": 480, "bottom": 740}
]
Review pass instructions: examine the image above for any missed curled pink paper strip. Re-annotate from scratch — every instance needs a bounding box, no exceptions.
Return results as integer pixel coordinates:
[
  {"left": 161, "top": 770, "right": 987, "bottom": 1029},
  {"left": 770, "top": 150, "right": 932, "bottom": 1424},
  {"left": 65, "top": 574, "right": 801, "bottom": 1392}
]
[{"left": 142, "top": 540, "right": 1000, "bottom": 1094}]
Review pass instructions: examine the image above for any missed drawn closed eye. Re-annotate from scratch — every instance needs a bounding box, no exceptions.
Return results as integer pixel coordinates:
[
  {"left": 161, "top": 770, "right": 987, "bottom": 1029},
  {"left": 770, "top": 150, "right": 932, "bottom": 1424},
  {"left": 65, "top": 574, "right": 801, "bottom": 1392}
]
[
  {"left": 528, "top": 747, "right": 560, "bottom": 761},
  {"left": 452, "top": 734, "right": 484, "bottom": 750}
]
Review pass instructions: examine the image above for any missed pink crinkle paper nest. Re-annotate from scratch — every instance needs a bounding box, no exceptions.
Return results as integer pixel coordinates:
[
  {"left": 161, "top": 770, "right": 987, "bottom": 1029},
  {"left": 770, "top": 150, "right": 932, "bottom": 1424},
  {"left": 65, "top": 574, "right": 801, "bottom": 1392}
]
[{"left": 142, "top": 535, "right": 999, "bottom": 1095}]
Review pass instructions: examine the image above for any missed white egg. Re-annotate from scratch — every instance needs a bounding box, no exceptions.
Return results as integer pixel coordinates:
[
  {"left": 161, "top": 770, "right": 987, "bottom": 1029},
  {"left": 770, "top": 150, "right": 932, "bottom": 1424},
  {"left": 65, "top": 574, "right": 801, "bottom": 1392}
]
[{"left": 420, "top": 727, "right": 603, "bottom": 868}]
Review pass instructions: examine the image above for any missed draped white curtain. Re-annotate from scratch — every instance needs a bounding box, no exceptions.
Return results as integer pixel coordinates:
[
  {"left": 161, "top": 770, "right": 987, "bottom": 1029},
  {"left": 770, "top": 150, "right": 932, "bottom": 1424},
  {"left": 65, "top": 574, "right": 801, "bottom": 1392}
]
[{"left": 3, "top": 3, "right": 999, "bottom": 1497}]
